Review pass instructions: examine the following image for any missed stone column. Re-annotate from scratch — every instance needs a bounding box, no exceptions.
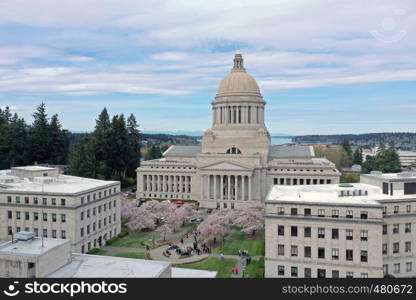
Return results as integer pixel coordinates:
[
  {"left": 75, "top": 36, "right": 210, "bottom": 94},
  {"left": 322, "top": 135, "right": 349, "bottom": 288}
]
[
  {"left": 242, "top": 176, "right": 246, "bottom": 201},
  {"left": 248, "top": 176, "right": 252, "bottom": 201},
  {"left": 213, "top": 175, "right": 217, "bottom": 201},
  {"left": 227, "top": 175, "right": 231, "bottom": 201},
  {"left": 235, "top": 175, "right": 239, "bottom": 201},
  {"left": 220, "top": 175, "right": 224, "bottom": 200}
]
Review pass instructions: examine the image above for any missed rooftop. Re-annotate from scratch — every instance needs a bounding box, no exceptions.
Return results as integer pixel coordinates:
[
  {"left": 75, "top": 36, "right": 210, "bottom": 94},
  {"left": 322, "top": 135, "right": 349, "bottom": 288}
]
[
  {"left": 266, "top": 183, "right": 384, "bottom": 206},
  {"left": 48, "top": 254, "right": 171, "bottom": 278},
  {"left": 269, "top": 145, "right": 314, "bottom": 158},
  {"left": 171, "top": 268, "right": 217, "bottom": 278},
  {"left": 0, "top": 237, "right": 69, "bottom": 257},
  {"left": 361, "top": 172, "right": 416, "bottom": 181},
  {"left": 0, "top": 171, "right": 119, "bottom": 195},
  {"left": 12, "top": 166, "right": 56, "bottom": 171}
]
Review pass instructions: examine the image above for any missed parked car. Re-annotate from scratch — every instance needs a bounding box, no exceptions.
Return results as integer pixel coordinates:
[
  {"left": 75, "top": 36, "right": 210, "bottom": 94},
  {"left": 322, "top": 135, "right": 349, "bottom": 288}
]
[{"left": 191, "top": 217, "right": 204, "bottom": 223}]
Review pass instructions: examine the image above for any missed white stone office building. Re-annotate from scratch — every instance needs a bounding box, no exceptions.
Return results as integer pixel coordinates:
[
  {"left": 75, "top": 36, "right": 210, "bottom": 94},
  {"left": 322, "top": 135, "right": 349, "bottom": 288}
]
[
  {"left": 0, "top": 233, "right": 217, "bottom": 278},
  {"left": 0, "top": 166, "right": 121, "bottom": 253},
  {"left": 136, "top": 53, "right": 341, "bottom": 209},
  {"left": 265, "top": 171, "right": 416, "bottom": 278}
]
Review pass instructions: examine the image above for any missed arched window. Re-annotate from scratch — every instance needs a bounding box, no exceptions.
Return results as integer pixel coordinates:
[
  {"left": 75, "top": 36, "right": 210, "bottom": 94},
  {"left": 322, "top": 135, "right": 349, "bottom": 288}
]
[{"left": 226, "top": 147, "right": 242, "bottom": 154}]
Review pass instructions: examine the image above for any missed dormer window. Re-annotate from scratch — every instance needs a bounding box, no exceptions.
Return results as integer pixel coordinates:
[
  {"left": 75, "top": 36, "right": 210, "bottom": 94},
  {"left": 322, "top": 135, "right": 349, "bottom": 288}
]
[{"left": 226, "top": 147, "right": 241, "bottom": 154}]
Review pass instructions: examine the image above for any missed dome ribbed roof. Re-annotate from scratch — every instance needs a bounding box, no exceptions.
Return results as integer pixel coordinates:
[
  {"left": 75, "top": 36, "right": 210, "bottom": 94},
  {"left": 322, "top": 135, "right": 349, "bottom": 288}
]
[{"left": 216, "top": 53, "right": 261, "bottom": 98}]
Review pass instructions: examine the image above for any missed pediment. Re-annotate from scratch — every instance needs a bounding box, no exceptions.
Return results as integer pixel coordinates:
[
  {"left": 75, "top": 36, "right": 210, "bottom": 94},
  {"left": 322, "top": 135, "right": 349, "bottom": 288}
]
[{"left": 201, "top": 161, "right": 251, "bottom": 171}]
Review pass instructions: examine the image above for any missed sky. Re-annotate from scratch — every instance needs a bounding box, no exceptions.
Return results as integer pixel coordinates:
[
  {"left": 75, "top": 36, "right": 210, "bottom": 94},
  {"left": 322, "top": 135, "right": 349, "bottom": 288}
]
[{"left": 0, "top": 0, "right": 415, "bottom": 135}]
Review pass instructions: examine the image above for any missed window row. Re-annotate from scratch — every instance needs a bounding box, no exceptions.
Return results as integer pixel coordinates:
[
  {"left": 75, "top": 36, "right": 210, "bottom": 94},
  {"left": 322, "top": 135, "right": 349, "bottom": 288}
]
[
  {"left": 80, "top": 228, "right": 118, "bottom": 253},
  {"left": 277, "top": 245, "right": 368, "bottom": 262},
  {"left": 383, "top": 262, "right": 413, "bottom": 275},
  {"left": 80, "top": 187, "right": 118, "bottom": 205},
  {"left": 382, "top": 241, "right": 412, "bottom": 255},
  {"left": 277, "top": 207, "right": 369, "bottom": 219},
  {"left": 278, "top": 225, "right": 369, "bottom": 241},
  {"left": 80, "top": 214, "right": 117, "bottom": 237},
  {"left": 277, "top": 265, "right": 368, "bottom": 278},
  {"left": 382, "top": 204, "right": 412, "bottom": 215},
  {"left": 7, "top": 196, "right": 66, "bottom": 206},
  {"left": 8, "top": 211, "right": 66, "bottom": 223},
  {"left": 273, "top": 178, "right": 332, "bottom": 185},
  {"left": 7, "top": 226, "right": 66, "bottom": 239},
  {"left": 383, "top": 223, "right": 412, "bottom": 234},
  {"left": 80, "top": 200, "right": 117, "bottom": 220}
]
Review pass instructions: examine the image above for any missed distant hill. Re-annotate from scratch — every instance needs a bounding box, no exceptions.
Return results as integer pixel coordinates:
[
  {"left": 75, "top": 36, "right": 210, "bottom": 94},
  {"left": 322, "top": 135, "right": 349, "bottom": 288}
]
[{"left": 293, "top": 132, "right": 416, "bottom": 150}]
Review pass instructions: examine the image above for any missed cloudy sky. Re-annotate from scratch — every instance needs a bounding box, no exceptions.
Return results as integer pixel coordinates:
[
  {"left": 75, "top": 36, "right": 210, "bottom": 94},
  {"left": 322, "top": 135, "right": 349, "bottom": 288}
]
[{"left": 0, "top": 0, "right": 415, "bottom": 135}]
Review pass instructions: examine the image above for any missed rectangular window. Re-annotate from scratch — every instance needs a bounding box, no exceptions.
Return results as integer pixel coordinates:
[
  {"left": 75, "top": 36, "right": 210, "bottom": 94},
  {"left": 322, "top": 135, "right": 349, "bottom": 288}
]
[
  {"left": 406, "top": 262, "right": 412, "bottom": 272},
  {"left": 61, "top": 230, "right": 66, "bottom": 239},
  {"left": 346, "top": 210, "right": 353, "bottom": 218},
  {"left": 304, "top": 268, "right": 311, "bottom": 278},
  {"left": 43, "top": 229, "right": 47, "bottom": 237},
  {"left": 317, "top": 269, "right": 326, "bottom": 278},
  {"left": 52, "top": 198, "right": 56, "bottom": 205},
  {"left": 80, "top": 212, "right": 84, "bottom": 221},
  {"left": 404, "top": 183, "right": 416, "bottom": 195},
  {"left": 318, "top": 228, "right": 325, "bottom": 239},
  {"left": 331, "top": 209, "right": 339, "bottom": 218},
  {"left": 383, "top": 224, "right": 387, "bottom": 235},
  {"left": 405, "top": 223, "right": 411, "bottom": 233},
  {"left": 332, "top": 270, "right": 339, "bottom": 278},
  {"left": 278, "top": 265, "right": 285, "bottom": 276},
  {"left": 382, "top": 206, "right": 387, "bottom": 215},
  {"left": 346, "top": 272, "right": 353, "bottom": 278},
  {"left": 24, "top": 197, "right": 29, "bottom": 204},
  {"left": 277, "top": 207, "right": 284, "bottom": 215},
  {"left": 80, "top": 227, "right": 84, "bottom": 237},
  {"left": 278, "top": 225, "right": 284, "bottom": 236},
  {"left": 304, "top": 246, "right": 311, "bottom": 258},
  {"left": 291, "top": 246, "right": 298, "bottom": 257},
  {"left": 291, "top": 267, "right": 298, "bottom": 277},
  {"left": 291, "top": 208, "right": 298, "bottom": 216},
  {"left": 394, "top": 263, "right": 400, "bottom": 273},
  {"left": 332, "top": 248, "right": 339, "bottom": 260},
  {"left": 360, "top": 230, "right": 368, "bottom": 241},
  {"left": 7, "top": 211, "right": 12, "bottom": 219},
  {"left": 394, "top": 206, "right": 399, "bottom": 214},
  {"left": 7, "top": 196, "right": 12, "bottom": 203},
  {"left": 34, "top": 197, "right": 38, "bottom": 204},
  {"left": 383, "top": 264, "right": 388, "bottom": 275},
  {"left": 346, "top": 249, "right": 353, "bottom": 261},
  {"left": 304, "top": 227, "right": 311, "bottom": 238},
  {"left": 360, "top": 211, "right": 368, "bottom": 219},
  {"left": 52, "top": 214, "right": 57, "bottom": 222},
  {"left": 318, "top": 247, "right": 325, "bottom": 259},
  {"left": 52, "top": 230, "right": 57, "bottom": 238},
  {"left": 34, "top": 212, "right": 38, "bottom": 221},
  {"left": 393, "top": 242, "right": 399, "bottom": 254},
  {"left": 405, "top": 241, "right": 411, "bottom": 253},
  {"left": 346, "top": 229, "right": 353, "bottom": 240},
  {"left": 16, "top": 196, "right": 20, "bottom": 204},
  {"left": 361, "top": 250, "right": 368, "bottom": 262},
  {"left": 16, "top": 211, "right": 21, "bottom": 220},
  {"left": 393, "top": 224, "right": 399, "bottom": 234},
  {"left": 42, "top": 198, "right": 47, "bottom": 205},
  {"left": 291, "top": 226, "right": 298, "bottom": 237},
  {"left": 278, "top": 245, "right": 285, "bottom": 256},
  {"left": 304, "top": 208, "right": 311, "bottom": 216},
  {"left": 332, "top": 228, "right": 339, "bottom": 240},
  {"left": 61, "top": 214, "right": 66, "bottom": 223},
  {"left": 61, "top": 199, "right": 66, "bottom": 206},
  {"left": 318, "top": 209, "right": 325, "bottom": 217},
  {"left": 406, "top": 204, "right": 411, "bottom": 213},
  {"left": 382, "top": 244, "right": 387, "bottom": 255},
  {"left": 25, "top": 212, "right": 29, "bottom": 220}
]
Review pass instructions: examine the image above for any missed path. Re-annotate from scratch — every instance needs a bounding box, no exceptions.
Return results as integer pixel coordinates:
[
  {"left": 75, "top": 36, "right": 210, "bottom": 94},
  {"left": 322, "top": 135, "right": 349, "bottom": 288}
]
[{"left": 102, "top": 246, "right": 146, "bottom": 256}]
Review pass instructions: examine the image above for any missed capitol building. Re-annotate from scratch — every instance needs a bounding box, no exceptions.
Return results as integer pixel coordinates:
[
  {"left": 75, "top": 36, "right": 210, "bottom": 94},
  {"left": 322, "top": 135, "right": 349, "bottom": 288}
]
[{"left": 136, "top": 53, "right": 341, "bottom": 208}]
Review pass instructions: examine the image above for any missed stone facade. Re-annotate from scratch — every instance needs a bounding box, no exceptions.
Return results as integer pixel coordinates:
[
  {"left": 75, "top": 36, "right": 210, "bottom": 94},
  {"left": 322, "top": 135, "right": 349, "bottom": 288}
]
[
  {"left": 0, "top": 166, "right": 121, "bottom": 253},
  {"left": 265, "top": 172, "right": 416, "bottom": 278},
  {"left": 136, "top": 53, "right": 341, "bottom": 208}
]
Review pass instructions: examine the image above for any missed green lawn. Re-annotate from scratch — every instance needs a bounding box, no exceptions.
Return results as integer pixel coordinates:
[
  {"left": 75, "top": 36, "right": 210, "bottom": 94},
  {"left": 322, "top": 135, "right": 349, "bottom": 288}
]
[
  {"left": 244, "top": 257, "right": 265, "bottom": 278},
  {"left": 87, "top": 248, "right": 107, "bottom": 255},
  {"left": 110, "top": 231, "right": 160, "bottom": 249},
  {"left": 179, "top": 257, "right": 237, "bottom": 278},
  {"left": 214, "top": 229, "right": 265, "bottom": 256},
  {"left": 114, "top": 252, "right": 147, "bottom": 259}
]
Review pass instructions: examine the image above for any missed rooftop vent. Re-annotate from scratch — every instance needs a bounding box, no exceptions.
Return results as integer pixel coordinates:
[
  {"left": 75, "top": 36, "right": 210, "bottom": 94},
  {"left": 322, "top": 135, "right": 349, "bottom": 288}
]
[
  {"left": 338, "top": 183, "right": 353, "bottom": 188},
  {"left": 15, "top": 231, "right": 36, "bottom": 241}
]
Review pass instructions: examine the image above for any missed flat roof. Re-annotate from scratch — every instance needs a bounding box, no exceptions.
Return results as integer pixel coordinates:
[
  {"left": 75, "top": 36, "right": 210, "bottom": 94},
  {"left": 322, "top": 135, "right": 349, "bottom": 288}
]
[
  {"left": 266, "top": 183, "right": 383, "bottom": 206},
  {"left": 0, "top": 237, "right": 69, "bottom": 257},
  {"left": 0, "top": 172, "right": 119, "bottom": 195},
  {"left": 361, "top": 172, "right": 416, "bottom": 182},
  {"left": 171, "top": 268, "right": 217, "bottom": 278},
  {"left": 47, "top": 254, "right": 171, "bottom": 278},
  {"left": 12, "top": 166, "right": 56, "bottom": 171}
]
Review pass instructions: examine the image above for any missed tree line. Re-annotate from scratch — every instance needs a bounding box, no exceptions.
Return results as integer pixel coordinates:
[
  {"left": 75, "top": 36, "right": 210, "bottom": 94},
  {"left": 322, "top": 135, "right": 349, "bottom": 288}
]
[
  {"left": 0, "top": 103, "right": 68, "bottom": 169},
  {"left": 68, "top": 108, "right": 141, "bottom": 186}
]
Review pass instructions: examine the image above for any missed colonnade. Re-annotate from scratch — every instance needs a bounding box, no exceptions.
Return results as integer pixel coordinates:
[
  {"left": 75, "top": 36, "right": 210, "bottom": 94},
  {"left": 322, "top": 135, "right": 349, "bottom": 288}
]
[{"left": 200, "top": 174, "right": 252, "bottom": 201}]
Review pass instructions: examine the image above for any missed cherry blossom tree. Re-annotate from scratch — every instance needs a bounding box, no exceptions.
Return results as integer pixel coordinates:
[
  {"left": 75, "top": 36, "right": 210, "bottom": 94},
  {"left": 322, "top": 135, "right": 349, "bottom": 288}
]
[
  {"left": 232, "top": 202, "right": 265, "bottom": 236},
  {"left": 124, "top": 206, "right": 156, "bottom": 231},
  {"left": 141, "top": 200, "right": 173, "bottom": 224},
  {"left": 198, "top": 209, "right": 233, "bottom": 245}
]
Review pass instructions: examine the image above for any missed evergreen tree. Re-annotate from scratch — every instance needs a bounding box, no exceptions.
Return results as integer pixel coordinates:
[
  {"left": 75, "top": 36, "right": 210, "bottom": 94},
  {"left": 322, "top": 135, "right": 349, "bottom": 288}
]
[
  {"left": 352, "top": 147, "right": 363, "bottom": 165},
  {"left": 68, "top": 135, "right": 100, "bottom": 178},
  {"left": 145, "top": 145, "right": 162, "bottom": 160},
  {"left": 126, "top": 114, "right": 141, "bottom": 178},
  {"left": 341, "top": 139, "right": 353, "bottom": 166},
  {"left": 109, "top": 114, "right": 130, "bottom": 179},
  {"left": 49, "top": 114, "right": 68, "bottom": 164},
  {"left": 30, "top": 102, "right": 50, "bottom": 163},
  {"left": 93, "top": 108, "right": 112, "bottom": 178}
]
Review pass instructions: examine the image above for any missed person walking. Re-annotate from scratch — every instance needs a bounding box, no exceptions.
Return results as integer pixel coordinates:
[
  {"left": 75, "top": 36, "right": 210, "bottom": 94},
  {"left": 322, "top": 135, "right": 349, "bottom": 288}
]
[{"left": 220, "top": 253, "right": 224, "bottom": 261}]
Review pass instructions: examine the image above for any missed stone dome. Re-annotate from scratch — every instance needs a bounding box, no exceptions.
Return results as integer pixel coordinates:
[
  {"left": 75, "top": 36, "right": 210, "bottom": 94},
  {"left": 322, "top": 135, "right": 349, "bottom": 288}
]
[{"left": 215, "top": 53, "right": 262, "bottom": 98}]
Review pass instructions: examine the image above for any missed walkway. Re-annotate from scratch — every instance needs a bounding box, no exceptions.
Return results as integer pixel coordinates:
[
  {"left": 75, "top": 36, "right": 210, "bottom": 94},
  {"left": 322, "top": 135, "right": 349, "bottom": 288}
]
[
  {"left": 149, "top": 230, "right": 210, "bottom": 265},
  {"left": 102, "top": 246, "right": 146, "bottom": 256}
]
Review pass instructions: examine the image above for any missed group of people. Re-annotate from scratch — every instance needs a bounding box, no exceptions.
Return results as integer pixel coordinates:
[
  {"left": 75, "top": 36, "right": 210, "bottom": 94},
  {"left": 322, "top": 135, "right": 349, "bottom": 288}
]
[{"left": 165, "top": 230, "right": 211, "bottom": 258}]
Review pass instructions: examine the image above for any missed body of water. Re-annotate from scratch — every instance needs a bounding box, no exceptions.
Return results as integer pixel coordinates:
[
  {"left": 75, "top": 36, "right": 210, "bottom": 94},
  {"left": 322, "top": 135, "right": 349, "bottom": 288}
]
[{"left": 271, "top": 137, "right": 293, "bottom": 145}]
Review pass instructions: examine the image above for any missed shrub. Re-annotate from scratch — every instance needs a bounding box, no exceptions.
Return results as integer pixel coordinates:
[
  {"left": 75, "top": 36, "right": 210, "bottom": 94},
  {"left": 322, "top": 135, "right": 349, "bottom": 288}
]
[
  {"left": 87, "top": 248, "right": 106, "bottom": 255},
  {"left": 118, "top": 230, "right": 129, "bottom": 238},
  {"left": 105, "top": 236, "right": 119, "bottom": 245}
]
